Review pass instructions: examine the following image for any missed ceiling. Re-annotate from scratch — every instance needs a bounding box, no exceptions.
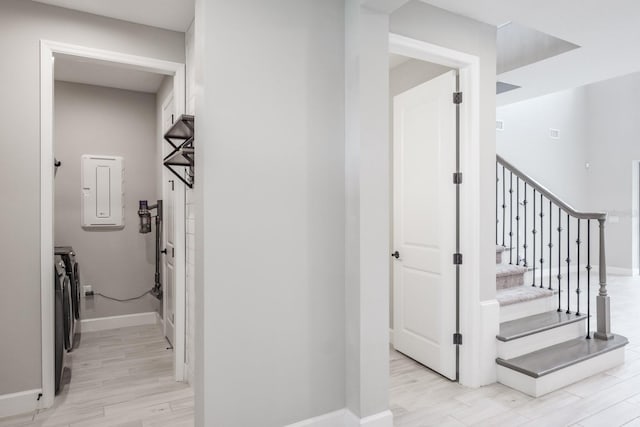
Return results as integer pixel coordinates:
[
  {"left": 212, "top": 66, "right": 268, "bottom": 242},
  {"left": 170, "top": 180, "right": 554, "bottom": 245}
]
[
  {"left": 54, "top": 54, "right": 165, "bottom": 93},
  {"left": 421, "top": 0, "right": 640, "bottom": 105},
  {"left": 32, "top": 0, "right": 194, "bottom": 32}
]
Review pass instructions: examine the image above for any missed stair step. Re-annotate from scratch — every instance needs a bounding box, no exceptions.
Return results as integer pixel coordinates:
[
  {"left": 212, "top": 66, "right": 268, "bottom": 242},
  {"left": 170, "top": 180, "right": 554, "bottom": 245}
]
[
  {"left": 497, "top": 285, "right": 554, "bottom": 307},
  {"left": 498, "top": 285, "right": 557, "bottom": 322},
  {"left": 497, "top": 311, "right": 588, "bottom": 359},
  {"left": 496, "top": 245, "right": 505, "bottom": 264},
  {"left": 496, "top": 334, "right": 628, "bottom": 397},
  {"left": 498, "top": 311, "right": 587, "bottom": 342},
  {"left": 496, "top": 264, "right": 527, "bottom": 289}
]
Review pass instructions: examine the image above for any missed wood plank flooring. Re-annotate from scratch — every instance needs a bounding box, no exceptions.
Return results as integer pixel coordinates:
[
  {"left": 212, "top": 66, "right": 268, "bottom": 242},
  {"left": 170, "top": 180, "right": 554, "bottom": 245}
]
[
  {"left": 2, "top": 273, "right": 640, "bottom": 426},
  {"left": 391, "top": 273, "right": 640, "bottom": 427},
  {"left": 0, "top": 324, "right": 193, "bottom": 427}
]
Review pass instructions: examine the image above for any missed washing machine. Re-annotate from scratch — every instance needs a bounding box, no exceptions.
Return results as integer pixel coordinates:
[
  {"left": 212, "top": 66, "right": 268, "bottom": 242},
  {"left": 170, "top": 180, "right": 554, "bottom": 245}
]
[
  {"left": 55, "top": 246, "right": 80, "bottom": 347},
  {"left": 53, "top": 256, "right": 70, "bottom": 393}
]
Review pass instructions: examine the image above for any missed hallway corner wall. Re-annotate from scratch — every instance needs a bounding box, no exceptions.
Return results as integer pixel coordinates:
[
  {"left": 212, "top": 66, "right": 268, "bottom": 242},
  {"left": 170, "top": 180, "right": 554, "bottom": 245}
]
[{"left": 195, "top": 0, "right": 346, "bottom": 425}]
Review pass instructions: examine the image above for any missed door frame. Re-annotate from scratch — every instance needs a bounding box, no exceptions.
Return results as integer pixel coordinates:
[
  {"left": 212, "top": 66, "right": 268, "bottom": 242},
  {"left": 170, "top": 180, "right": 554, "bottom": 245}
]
[
  {"left": 159, "top": 91, "right": 188, "bottom": 376},
  {"left": 633, "top": 161, "right": 640, "bottom": 276},
  {"left": 40, "top": 40, "right": 187, "bottom": 408},
  {"left": 388, "top": 33, "right": 484, "bottom": 387}
]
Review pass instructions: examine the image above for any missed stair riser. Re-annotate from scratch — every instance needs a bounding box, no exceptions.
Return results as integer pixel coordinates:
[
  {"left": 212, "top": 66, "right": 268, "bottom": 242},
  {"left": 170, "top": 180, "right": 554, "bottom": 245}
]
[
  {"left": 500, "top": 296, "right": 556, "bottom": 323},
  {"left": 497, "top": 272, "right": 525, "bottom": 289},
  {"left": 496, "top": 251, "right": 502, "bottom": 264},
  {"left": 497, "top": 347, "right": 625, "bottom": 397},
  {"left": 497, "top": 320, "right": 587, "bottom": 359}
]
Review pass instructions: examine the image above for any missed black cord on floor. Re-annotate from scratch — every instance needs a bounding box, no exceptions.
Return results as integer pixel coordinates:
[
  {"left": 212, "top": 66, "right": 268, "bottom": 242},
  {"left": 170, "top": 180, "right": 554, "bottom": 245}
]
[{"left": 94, "top": 290, "right": 151, "bottom": 302}]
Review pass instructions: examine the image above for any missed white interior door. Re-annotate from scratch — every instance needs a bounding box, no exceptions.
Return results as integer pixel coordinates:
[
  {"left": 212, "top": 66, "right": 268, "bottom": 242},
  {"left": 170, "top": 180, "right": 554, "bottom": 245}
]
[
  {"left": 162, "top": 96, "right": 176, "bottom": 346},
  {"left": 392, "top": 70, "right": 458, "bottom": 380}
]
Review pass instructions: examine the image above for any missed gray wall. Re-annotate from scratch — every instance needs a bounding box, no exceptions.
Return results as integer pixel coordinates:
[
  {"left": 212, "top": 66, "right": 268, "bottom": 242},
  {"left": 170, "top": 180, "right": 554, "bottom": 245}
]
[
  {"left": 0, "top": 0, "right": 183, "bottom": 396},
  {"left": 195, "top": 0, "right": 345, "bottom": 425},
  {"left": 390, "top": 0, "right": 498, "bottom": 301},
  {"left": 54, "top": 82, "right": 159, "bottom": 320},
  {"left": 388, "top": 58, "right": 455, "bottom": 329}
]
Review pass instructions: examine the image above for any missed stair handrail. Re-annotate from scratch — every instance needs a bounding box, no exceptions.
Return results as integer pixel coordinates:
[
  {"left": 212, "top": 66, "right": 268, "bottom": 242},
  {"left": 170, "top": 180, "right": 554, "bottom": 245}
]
[
  {"left": 497, "top": 154, "right": 613, "bottom": 341},
  {"left": 497, "top": 155, "right": 606, "bottom": 221}
]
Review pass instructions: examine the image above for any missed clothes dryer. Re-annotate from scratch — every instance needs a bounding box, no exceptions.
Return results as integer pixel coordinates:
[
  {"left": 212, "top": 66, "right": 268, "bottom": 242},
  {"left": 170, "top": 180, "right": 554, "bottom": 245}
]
[
  {"left": 53, "top": 256, "right": 69, "bottom": 393},
  {"left": 55, "top": 246, "right": 80, "bottom": 347}
]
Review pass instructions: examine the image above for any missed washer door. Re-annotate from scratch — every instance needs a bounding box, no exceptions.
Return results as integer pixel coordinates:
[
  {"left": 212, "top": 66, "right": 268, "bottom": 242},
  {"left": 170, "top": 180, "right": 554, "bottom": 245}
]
[{"left": 72, "top": 262, "right": 81, "bottom": 320}]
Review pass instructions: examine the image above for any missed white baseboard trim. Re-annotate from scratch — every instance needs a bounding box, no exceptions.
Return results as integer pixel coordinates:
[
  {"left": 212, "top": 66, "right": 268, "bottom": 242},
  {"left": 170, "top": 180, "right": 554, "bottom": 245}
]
[
  {"left": 155, "top": 311, "right": 162, "bottom": 325},
  {"left": 478, "top": 299, "right": 500, "bottom": 386},
  {"left": 285, "top": 409, "right": 393, "bottom": 427},
  {"left": 80, "top": 312, "right": 158, "bottom": 333},
  {"left": 0, "top": 389, "right": 42, "bottom": 418},
  {"left": 608, "top": 266, "right": 634, "bottom": 276},
  {"left": 286, "top": 409, "right": 346, "bottom": 427},
  {"left": 345, "top": 409, "right": 393, "bottom": 427}
]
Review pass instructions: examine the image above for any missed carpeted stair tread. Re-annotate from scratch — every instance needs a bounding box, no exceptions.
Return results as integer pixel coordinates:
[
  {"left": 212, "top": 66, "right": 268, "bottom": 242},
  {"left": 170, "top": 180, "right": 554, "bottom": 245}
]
[
  {"left": 497, "top": 285, "right": 555, "bottom": 306},
  {"left": 496, "top": 264, "right": 528, "bottom": 277}
]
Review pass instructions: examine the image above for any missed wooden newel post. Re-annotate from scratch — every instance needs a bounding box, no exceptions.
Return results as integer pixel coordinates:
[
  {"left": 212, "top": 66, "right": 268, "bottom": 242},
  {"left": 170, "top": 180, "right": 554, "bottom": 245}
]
[{"left": 595, "top": 218, "right": 613, "bottom": 340}]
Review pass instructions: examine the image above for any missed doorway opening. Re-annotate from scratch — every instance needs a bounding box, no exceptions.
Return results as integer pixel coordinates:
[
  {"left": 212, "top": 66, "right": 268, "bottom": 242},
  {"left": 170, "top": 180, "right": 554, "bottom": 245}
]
[
  {"left": 387, "top": 33, "right": 485, "bottom": 399},
  {"left": 389, "top": 58, "right": 460, "bottom": 380},
  {"left": 40, "top": 41, "right": 188, "bottom": 408}
]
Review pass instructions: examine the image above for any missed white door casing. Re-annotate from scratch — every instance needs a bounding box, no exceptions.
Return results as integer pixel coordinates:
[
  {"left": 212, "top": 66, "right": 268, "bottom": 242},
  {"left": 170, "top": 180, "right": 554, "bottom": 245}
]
[
  {"left": 40, "top": 40, "right": 187, "bottom": 407},
  {"left": 392, "top": 70, "right": 458, "bottom": 380},
  {"left": 162, "top": 95, "right": 176, "bottom": 346},
  {"left": 160, "top": 93, "right": 187, "bottom": 382}
]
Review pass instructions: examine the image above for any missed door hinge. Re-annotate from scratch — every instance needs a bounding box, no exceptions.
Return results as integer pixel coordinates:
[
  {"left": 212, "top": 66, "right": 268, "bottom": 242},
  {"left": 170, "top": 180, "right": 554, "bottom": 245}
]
[
  {"left": 453, "top": 333, "right": 463, "bottom": 345},
  {"left": 453, "top": 253, "right": 463, "bottom": 265},
  {"left": 453, "top": 92, "right": 463, "bottom": 104},
  {"left": 453, "top": 172, "right": 463, "bottom": 184}
]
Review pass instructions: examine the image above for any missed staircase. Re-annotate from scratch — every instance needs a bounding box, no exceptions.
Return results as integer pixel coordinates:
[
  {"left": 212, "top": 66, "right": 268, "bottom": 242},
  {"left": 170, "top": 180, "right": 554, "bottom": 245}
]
[{"left": 494, "top": 156, "right": 628, "bottom": 397}]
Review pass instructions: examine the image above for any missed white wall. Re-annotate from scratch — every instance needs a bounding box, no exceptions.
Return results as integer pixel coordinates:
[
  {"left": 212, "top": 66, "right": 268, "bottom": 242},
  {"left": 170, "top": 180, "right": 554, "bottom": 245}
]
[
  {"left": 195, "top": 1, "right": 346, "bottom": 425},
  {"left": 585, "top": 72, "right": 640, "bottom": 273},
  {"left": 344, "top": 1, "right": 391, "bottom": 419},
  {"left": 54, "top": 82, "right": 160, "bottom": 319},
  {"left": 496, "top": 73, "right": 640, "bottom": 273},
  {"left": 497, "top": 87, "right": 590, "bottom": 210},
  {"left": 184, "top": 18, "right": 196, "bottom": 386},
  {"left": 496, "top": 88, "right": 592, "bottom": 277},
  {"left": 0, "top": 0, "right": 184, "bottom": 397}
]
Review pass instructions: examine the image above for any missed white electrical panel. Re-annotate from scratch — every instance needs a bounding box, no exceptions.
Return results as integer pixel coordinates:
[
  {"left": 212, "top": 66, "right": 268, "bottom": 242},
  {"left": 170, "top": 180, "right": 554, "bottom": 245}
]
[{"left": 81, "top": 155, "right": 124, "bottom": 228}]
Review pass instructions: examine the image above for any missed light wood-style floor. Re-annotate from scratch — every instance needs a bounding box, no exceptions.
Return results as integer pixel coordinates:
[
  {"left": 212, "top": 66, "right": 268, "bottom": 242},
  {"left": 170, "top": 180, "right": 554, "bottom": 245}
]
[
  {"left": 391, "top": 273, "right": 640, "bottom": 427},
  {"left": 2, "top": 274, "right": 640, "bottom": 427},
  {"left": 0, "top": 324, "right": 193, "bottom": 427}
]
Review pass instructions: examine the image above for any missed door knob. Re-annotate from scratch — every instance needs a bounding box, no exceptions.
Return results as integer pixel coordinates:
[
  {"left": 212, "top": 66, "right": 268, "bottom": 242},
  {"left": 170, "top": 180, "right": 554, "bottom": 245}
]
[
  {"left": 161, "top": 248, "right": 167, "bottom": 254},
  {"left": 391, "top": 251, "right": 400, "bottom": 259}
]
